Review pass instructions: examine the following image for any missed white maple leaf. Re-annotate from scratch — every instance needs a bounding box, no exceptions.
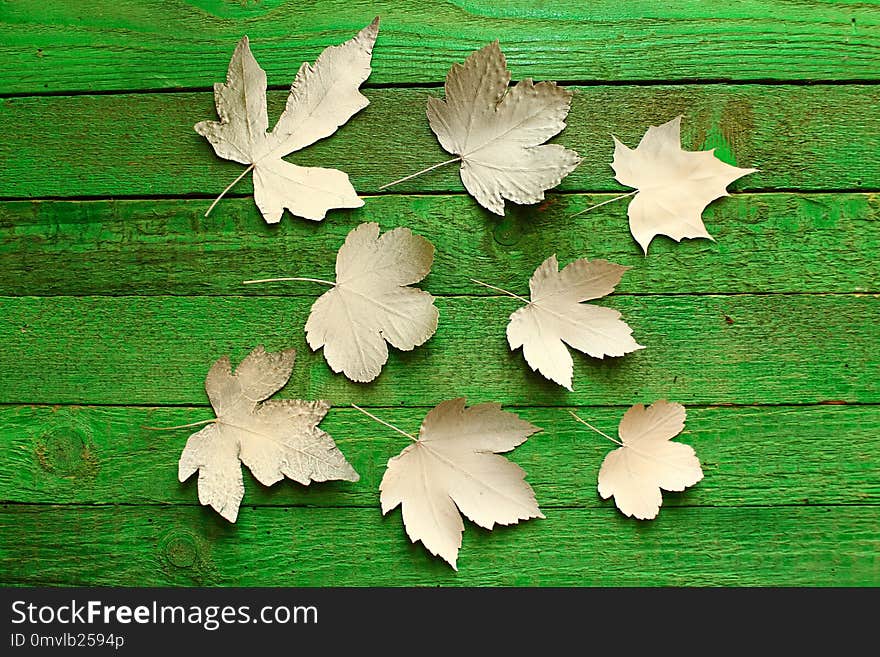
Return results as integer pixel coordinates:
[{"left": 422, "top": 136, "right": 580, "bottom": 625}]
[
  {"left": 503, "top": 255, "right": 643, "bottom": 390},
  {"left": 589, "top": 400, "right": 703, "bottom": 520},
  {"left": 178, "top": 345, "right": 358, "bottom": 522},
  {"left": 305, "top": 222, "right": 439, "bottom": 383},
  {"left": 377, "top": 398, "right": 543, "bottom": 569},
  {"left": 611, "top": 115, "right": 757, "bottom": 253},
  {"left": 425, "top": 41, "right": 581, "bottom": 215},
  {"left": 195, "top": 18, "right": 379, "bottom": 223}
]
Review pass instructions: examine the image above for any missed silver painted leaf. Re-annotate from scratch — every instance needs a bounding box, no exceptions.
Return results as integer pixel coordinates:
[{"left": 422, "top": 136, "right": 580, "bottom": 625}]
[
  {"left": 611, "top": 115, "right": 757, "bottom": 253},
  {"left": 178, "top": 346, "right": 358, "bottom": 522},
  {"left": 507, "top": 255, "right": 643, "bottom": 390},
  {"left": 597, "top": 400, "right": 703, "bottom": 520},
  {"left": 426, "top": 41, "right": 581, "bottom": 215},
  {"left": 195, "top": 18, "right": 379, "bottom": 223},
  {"left": 380, "top": 398, "right": 543, "bottom": 569},
  {"left": 305, "top": 222, "right": 438, "bottom": 383}
]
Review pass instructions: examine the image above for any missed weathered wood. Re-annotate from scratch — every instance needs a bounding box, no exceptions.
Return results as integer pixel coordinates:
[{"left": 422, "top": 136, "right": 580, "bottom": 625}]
[
  {"left": 1, "top": 294, "right": 875, "bottom": 406},
  {"left": 1, "top": 404, "right": 877, "bottom": 508},
  {"left": 1, "top": 504, "right": 876, "bottom": 586},
  {"left": 2, "top": 85, "right": 879, "bottom": 199},
  {"left": 1, "top": 1, "right": 878, "bottom": 94},
  {"left": 0, "top": 194, "right": 876, "bottom": 296},
  {"left": 1, "top": 0, "right": 877, "bottom": 591}
]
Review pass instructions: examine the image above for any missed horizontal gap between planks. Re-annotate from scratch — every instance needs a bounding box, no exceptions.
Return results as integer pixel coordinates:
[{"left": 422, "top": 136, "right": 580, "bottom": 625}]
[
  {"left": 0, "top": 401, "right": 874, "bottom": 411},
  {"left": 2, "top": 501, "right": 878, "bottom": 510},
  {"left": 1, "top": 292, "right": 876, "bottom": 300},
  {"left": 0, "top": 189, "right": 878, "bottom": 204},
  {"left": 424, "top": 291, "right": 880, "bottom": 298},
  {"left": 2, "top": 76, "right": 880, "bottom": 100}
]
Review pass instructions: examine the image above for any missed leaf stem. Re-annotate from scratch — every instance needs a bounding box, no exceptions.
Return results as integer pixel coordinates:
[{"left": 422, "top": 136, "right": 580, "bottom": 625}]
[
  {"left": 568, "top": 410, "right": 623, "bottom": 446},
  {"left": 351, "top": 404, "right": 417, "bottom": 442},
  {"left": 242, "top": 277, "right": 337, "bottom": 286},
  {"left": 378, "top": 157, "right": 461, "bottom": 190},
  {"left": 142, "top": 418, "right": 217, "bottom": 431},
  {"left": 469, "top": 278, "right": 529, "bottom": 304},
  {"left": 570, "top": 190, "right": 637, "bottom": 218},
  {"left": 205, "top": 163, "right": 256, "bottom": 217}
]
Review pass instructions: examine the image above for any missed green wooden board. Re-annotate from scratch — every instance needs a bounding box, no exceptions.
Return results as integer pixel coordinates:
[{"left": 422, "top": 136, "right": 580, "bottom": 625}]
[
  {"left": 0, "top": 194, "right": 876, "bottom": 296},
  {"left": 1, "top": 1, "right": 878, "bottom": 93},
  {"left": 2, "top": 405, "right": 877, "bottom": 508},
  {"left": 1, "top": 294, "right": 877, "bottom": 406},
  {"left": 0, "top": 1, "right": 878, "bottom": 587},
  {"left": 2, "top": 505, "right": 876, "bottom": 586},
  {"left": 2, "top": 85, "right": 879, "bottom": 198}
]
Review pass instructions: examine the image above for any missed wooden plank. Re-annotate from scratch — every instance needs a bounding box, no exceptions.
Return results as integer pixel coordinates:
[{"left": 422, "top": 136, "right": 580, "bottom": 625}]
[
  {"left": 1, "top": 1, "right": 878, "bottom": 94},
  {"left": 1, "top": 404, "right": 877, "bottom": 508},
  {"left": 0, "top": 193, "right": 876, "bottom": 296},
  {"left": 1, "top": 294, "right": 876, "bottom": 406},
  {"left": 1, "top": 504, "right": 876, "bottom": 586},
  {"left": 2, "top": 85, "right": 879, "bottom": 199}
]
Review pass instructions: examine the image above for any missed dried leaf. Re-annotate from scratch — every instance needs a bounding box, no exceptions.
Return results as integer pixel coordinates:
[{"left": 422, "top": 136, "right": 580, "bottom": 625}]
[
  {"left": 612, "top": 115, "right": 757, "bottom": 253},
  {"left": 195, "top": 18, "right": 379, "bottom": 223},
  {"left": 178, "top": 346, "right": 358, "bottom": 522},
  {"left": 306, "top": 222, "right": 439, "bottom": 383},
  {"left": 426, "top": 41, "right": 580, "bottom": 215},
  {"left": 379, "top": 398, "right": 543, "bottom": 569},
  {"left": 506, "top": 255, "right": 643, "bottom": 390},
  {"left": 597, "top": 400, "right": 703, "bottom": 519}
]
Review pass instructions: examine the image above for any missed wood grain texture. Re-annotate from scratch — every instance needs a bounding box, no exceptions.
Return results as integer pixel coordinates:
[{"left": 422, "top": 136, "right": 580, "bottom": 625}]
[
  {"left": 1, "top": 0, "right": 878, "bottom": 94},
  {"left": 2, "top": 84, "right": 879, "bottom": 199},
  {"left": 0, "top": 193, "right": 876, "bottom": 296},
  {"left": 1, "top": 294, "right": 876, "bottom": 406},
  {"left": 2, "top": 504, "right": 876, "bottom": 586},
  {"left": 2, "top": 0, "right": 878, "bottom": 589},
  {"left": 1, "top": 404, "right": 877, "bottom": 508}
]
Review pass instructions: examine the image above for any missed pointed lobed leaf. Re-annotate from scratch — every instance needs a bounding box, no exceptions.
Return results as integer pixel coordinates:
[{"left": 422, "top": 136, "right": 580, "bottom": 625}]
[
  {"left": 612, "top": 115, "right": 757, "bottom": 252},
  {"left": 380, "top": 398, "right": 543, "bottom": 569},
  {"left": 194, "top": 21, "right": 378, "bottom": 223},
  {"left": 507, "top": 255, "right": 643, "bottom": 390}
]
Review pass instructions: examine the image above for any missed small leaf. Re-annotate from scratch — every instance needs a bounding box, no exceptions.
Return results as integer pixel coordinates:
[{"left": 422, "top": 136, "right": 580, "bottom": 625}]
[
  {"left": 597, "top": 400, "right": 703, "bottom": 519},
  {"left": 611, "top": 115, "right": 757, "bottom": 252},
  {"left": 506, "top": 255, "right": 643, "bottom": 390}
]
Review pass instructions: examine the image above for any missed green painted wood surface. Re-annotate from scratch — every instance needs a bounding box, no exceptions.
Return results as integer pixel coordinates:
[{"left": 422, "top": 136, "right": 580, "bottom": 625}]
[
  {"left": 2, "top": 505, "right": 876, "bottom": 586},
  {"left": 2, "top": 405, "right": 877, "bottom": 508},
  {"left": 1, "top": 294, "right": 876, "bottom": 406},
  {"left": 1, "top": 0, "right": 878, "bottom": 587},
  {"left": 1, "top": 1, "right": 878, "bottom": 94},
  {"left": 3, "top": 84, "right": 879, "bottom": 199},
  {"left": 0, "top": 194, "right": 876, "bottom": 296}
]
